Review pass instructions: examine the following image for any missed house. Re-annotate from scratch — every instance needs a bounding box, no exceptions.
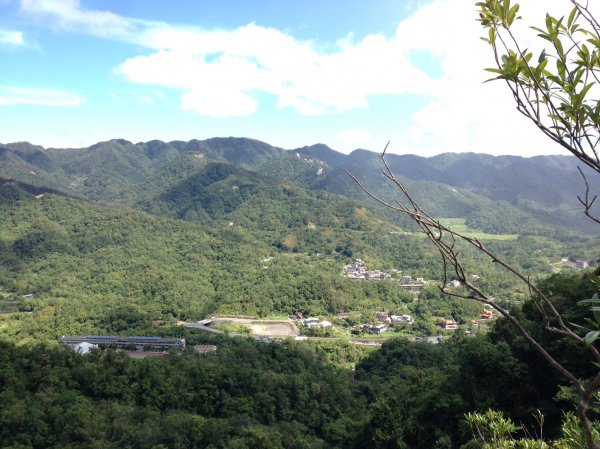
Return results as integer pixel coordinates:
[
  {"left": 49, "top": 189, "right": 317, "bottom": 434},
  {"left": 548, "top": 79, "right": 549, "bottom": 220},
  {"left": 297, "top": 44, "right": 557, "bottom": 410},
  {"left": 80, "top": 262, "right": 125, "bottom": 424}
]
[
  {"left": 376, "top": 311, "right": 391, "bottom": 324},
  {"left": 481, "top": 309, "right": 493, "bottom": 320},
  {"left": 304, "top": 318, "right": 321, "bottom": 328},
  {"left": 576, "top": 260, "right": 590, "bottom": 269},
  {"left": 344, "top": 259, "right": 365, "bottom": 272},
  {"left": 23, "top": 294, "right": 36, "bottom": 301},
  {"left": 391, "top": 314, "right": 414, "bottom": 326},
  {"left": 193, "top": 344, "right": 217, "bottom": 354},
  {"left": 399, "top": 283, "right": 424, "bottom": 292},
  {"left": 361, "top": 323, "right": 389, "bottom": 334},
  {"left": 304, "top": 318, "right": 332, "bottom": 329},
  {"left": 402, "top": 275, "right": 413, "bottom": 282},
  {"left": 448, "top": 280, "right": 461, "bottom": 288},
  {"left": 442, "top": 320, "right": 459, "bottom": 330},
  {"left": 372, "top": 323, "right": 388, "bottom": 334}
]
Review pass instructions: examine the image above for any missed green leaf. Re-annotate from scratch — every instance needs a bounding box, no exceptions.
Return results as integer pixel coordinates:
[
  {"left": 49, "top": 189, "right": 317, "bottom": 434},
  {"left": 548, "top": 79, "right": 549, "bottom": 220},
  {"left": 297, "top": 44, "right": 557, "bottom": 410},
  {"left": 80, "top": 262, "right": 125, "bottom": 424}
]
[
  {"left": 580, "top": 82, "right": 594, "bottom": 99},
  {"left": 585, "top": 330, "right": 600, "bottom": 345},
  {"left": 488, "top": 27, "right": 496, "bottom": 45},
  {"left": 567, "top": 6, "right": 578, "bottom": 30},
  {"left": 546, "top": 13, "right": 553, "bottom": 34},
  {"left": 579, "top": 293, "right": 600, "bottom": 305},
  {"left": 538, "top": 49, "right": 546, "bottom": 64},
  {"left": 503, "top": 0, "right": 510, "bottom": 16},
  {"left": 508, "top": 4, "right": 520, "bottom": 26}
]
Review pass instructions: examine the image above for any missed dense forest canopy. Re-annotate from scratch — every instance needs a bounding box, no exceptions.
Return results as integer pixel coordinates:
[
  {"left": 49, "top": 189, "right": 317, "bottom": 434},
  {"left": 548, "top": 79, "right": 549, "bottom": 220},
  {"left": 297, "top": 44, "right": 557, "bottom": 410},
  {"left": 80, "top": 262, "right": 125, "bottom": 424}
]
[{"left": 0, "top": 134, "right": 598, "bottom": 448}]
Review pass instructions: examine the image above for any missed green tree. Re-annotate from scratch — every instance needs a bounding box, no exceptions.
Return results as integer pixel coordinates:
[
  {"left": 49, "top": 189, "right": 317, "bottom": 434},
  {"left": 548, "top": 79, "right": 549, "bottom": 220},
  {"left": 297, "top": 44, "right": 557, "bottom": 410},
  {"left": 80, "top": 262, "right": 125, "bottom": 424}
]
[
  {"left": 476, "top": 2, "right": 600, "bottom": 446},
  {"left": 350, "top": 2, "right": 600, "bottom": 447}
]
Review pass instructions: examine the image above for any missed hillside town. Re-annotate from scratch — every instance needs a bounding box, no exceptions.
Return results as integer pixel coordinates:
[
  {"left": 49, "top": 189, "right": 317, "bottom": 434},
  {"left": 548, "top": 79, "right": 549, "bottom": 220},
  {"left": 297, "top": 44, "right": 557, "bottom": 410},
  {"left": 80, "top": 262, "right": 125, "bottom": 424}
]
[{"left": 343, "top": 259, "right": 391, "bottom": 280}]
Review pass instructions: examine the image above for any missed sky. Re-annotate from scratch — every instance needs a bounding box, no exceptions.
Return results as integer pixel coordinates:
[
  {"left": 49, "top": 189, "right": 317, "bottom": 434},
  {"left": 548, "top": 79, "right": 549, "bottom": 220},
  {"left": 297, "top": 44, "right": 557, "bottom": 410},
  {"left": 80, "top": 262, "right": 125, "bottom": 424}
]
[{"left": 0, "top": 0, "right": 591, "bottom": 156}]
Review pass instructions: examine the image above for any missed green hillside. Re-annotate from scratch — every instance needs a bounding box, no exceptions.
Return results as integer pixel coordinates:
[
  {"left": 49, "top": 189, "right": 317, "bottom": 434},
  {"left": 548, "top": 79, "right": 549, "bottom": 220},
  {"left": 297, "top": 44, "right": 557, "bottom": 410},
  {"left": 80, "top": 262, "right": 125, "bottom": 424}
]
[
  {"left": 0, "top": 139, "right": 598, "bottom": 449},
  {"left": 2, "top": 138, "right": 595, "bottom": 236}
]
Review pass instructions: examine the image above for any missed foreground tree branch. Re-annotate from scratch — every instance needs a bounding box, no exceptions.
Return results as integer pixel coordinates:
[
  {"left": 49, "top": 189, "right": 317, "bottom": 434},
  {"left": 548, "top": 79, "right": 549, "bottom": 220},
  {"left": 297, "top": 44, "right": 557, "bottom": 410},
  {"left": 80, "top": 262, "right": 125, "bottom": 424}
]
[{"left": 348, "top": 141, "right": 600, "bottom": 448}]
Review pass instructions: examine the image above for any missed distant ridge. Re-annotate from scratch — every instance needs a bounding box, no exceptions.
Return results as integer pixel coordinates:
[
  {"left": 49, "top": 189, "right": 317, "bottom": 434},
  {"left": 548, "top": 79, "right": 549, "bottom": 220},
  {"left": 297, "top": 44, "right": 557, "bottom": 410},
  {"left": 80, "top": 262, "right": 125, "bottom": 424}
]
[{"left": 1, "top": 137, "right": 598, "bottom": 233}]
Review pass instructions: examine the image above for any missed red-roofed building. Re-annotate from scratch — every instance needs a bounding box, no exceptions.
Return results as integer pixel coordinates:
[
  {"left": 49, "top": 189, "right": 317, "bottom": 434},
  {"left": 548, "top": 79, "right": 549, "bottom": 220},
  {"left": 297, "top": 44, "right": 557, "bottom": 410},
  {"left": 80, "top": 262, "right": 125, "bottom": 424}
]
[
  {"left": 442, "top": 320, "right": 459, "bottom": 330},
  {"left": 193, "top": 344, "right": 217, "bottom": 354}
]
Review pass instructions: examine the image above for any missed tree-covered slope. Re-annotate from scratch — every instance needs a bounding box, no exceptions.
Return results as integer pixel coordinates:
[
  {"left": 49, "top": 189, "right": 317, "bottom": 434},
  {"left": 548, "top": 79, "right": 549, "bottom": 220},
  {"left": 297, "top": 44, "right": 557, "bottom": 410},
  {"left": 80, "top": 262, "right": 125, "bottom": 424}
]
[
  {"left": 2, "top": 137, "right": 595, "bottom": 235},
  {"left": 321, "top": 148, "right": 600, "bottom": 233},
  {"left": 1, "top": 270, "right": 597, "bottom": 449}
]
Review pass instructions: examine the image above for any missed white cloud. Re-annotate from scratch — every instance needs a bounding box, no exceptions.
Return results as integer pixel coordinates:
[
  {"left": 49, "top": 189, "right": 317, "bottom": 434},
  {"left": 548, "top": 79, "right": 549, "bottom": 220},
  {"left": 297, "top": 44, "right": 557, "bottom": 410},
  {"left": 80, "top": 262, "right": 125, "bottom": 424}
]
[
  {"left": 0, "top": 29, "right": 25, "bottom": 46},
  {"left": 385, "top": 0, "right": 600, "bottom": 157},
  {"left": 20, "top": 0, "right": 439, "bottom": 119},
  {"left": 18, "top": 0, "right": 600, "bottom": 155},
  {"left": 0, "top": 84, "right": 83, "bottom": 106},
  {"left": 21, "top": 0, "right": 145, "bottom": 39}
]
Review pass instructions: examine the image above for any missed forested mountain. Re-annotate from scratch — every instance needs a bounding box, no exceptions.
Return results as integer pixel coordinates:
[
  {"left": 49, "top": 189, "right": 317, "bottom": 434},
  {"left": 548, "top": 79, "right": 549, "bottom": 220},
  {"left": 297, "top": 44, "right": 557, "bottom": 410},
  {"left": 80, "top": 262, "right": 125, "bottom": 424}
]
[
  {"left": 1, "top": 137, "right": 599, "bottom": 448},
  {"left": 293, "top": 145, "right": 600, "bottom": 233},
  {"left": 1, "top": 271, "right": 598, "bottom": 448},
  {"left": 1, "top": 137, "right": 597, "bottom": 235}
]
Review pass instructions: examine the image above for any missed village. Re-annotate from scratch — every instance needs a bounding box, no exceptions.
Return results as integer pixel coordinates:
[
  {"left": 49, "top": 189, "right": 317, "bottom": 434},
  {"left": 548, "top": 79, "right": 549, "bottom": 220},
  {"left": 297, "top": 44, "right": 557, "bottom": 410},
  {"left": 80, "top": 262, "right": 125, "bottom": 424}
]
[
  {"left": 291, "top": 305, "right": 497, "bottom": 338},
  {"left": 343, "top": 258, "right": 428, "bottom": 292},
  {"left": 55, "top": 257, "right": 501, "bottom": 358}
]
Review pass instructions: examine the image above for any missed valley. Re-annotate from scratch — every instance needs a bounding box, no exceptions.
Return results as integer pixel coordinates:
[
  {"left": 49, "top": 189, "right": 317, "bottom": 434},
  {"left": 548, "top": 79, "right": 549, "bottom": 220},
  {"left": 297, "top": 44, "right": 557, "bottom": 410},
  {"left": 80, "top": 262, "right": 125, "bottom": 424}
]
[
  {"left": 0, "top": 138, "right": 597, "bottom": 345},
  {"left": 0, "top": 137, "right": 598, "bottom": 448}
]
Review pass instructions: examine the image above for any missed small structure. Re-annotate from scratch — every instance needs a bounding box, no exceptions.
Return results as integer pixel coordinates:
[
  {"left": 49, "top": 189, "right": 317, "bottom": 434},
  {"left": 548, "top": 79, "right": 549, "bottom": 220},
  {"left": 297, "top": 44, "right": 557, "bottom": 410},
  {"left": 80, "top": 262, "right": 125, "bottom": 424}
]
[
  {"left": 576, "top": 260, "right": 590, "bottom": 269},
  {"left": 391, "top": 314, "right": 414, "bottom": 326},
  {"left": 361, "top": 323, "right": 389, "bottom": 334},
  {"left": 193, "top": 344, "right": 217, "bottom": 354},
  {"left": 22, "top": 294, "right": 36, "bottom": 301},
  {"left": 303, "top": 318, "right": 332, "bottom": 329},
  {"left": 399, "top": 283, "right": 425, "bottom": 292},
  {"left": 427, "top": 336, "right": 444, "bottom": 345},
  {"left": 372, "top": 323, "right": 388, "bottom": 334},
  {"left": 59, "top": 335, "right": 186, "bottom": 351},
  {"left": 442, "top": 320, "right": 459, "bottom": 330},
  {"left": 481, "top": 309, "right": 493, "bottom": 320},
  {"left": 376, "top": 311, "right": 391, "bottom": 324},
  {"left": 128, "top": 352, "right": 168, "bottom": 358},
  {"left": 74, "top": 342, "right": 98, "bottom": 355}
]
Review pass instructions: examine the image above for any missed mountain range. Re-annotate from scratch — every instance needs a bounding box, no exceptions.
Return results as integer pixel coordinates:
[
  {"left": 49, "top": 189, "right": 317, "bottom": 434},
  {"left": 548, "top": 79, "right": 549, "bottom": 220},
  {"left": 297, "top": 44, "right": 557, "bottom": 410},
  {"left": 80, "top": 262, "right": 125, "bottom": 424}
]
[
  {"left": 1, "top": 136, "right": 599, "bottom": 344},
  {"left": 1, "top": 137, "right": 598, "bottom": 234}
]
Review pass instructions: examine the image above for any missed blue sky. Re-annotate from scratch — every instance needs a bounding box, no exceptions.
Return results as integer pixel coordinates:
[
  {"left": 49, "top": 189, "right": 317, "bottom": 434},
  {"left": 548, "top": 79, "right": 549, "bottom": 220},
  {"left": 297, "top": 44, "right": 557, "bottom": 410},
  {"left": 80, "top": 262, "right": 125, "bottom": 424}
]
[{"left": 0, "top": 0, "right": 580, "bottom": 156}]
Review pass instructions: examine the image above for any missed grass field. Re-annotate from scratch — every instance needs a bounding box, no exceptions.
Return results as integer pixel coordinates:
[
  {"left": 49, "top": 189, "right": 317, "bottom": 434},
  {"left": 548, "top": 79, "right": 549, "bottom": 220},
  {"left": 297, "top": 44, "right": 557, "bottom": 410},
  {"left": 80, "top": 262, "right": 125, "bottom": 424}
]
[{"left": 438, "top": 218, "right": 518, "bottom": 241}]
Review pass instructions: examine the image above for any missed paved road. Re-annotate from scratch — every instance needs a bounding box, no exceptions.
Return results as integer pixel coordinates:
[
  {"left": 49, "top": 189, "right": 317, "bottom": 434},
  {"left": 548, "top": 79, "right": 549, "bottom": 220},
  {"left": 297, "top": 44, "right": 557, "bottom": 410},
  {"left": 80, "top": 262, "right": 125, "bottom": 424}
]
[{"left": 178, "top": 321, "right": 225, "bottom": 334}]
